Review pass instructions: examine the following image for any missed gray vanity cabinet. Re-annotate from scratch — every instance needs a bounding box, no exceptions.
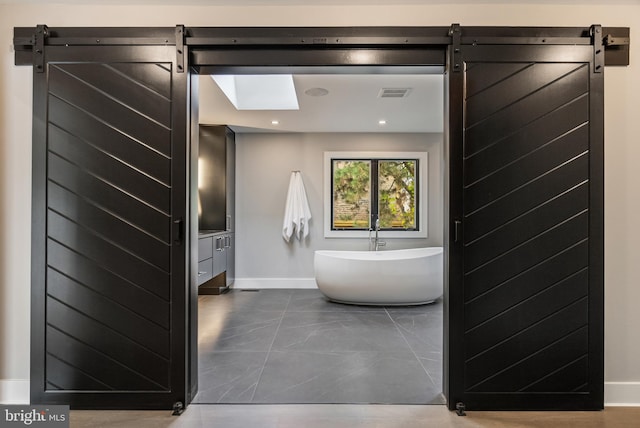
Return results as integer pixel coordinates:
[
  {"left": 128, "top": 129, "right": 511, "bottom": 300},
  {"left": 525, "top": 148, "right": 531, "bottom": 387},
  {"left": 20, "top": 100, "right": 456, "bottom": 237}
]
[
  {"left": 212, "top": 235, "right": 226, "bottom": 278},
  {"left": 225, "top": 233, "right": 235, "bottom": 287},
  {"left": 197, "top": 236, "right": 214, "bottom": 285},
  {"left": 197, "top": 232, "right": 232, "bottom": 294}
]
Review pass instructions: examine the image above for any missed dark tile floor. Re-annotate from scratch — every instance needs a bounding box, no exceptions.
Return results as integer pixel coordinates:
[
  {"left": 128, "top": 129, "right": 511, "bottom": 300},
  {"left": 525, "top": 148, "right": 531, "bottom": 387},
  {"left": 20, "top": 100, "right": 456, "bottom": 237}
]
[{"left": 193, "top": 289, "right": 444, "bottom": 405}]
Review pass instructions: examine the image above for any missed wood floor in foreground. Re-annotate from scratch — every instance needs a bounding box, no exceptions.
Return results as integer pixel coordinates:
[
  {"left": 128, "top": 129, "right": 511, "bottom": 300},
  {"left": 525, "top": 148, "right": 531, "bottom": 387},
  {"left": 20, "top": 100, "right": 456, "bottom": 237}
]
[{"left": 70, "top": 405, "right": 640, "bottom": 428}]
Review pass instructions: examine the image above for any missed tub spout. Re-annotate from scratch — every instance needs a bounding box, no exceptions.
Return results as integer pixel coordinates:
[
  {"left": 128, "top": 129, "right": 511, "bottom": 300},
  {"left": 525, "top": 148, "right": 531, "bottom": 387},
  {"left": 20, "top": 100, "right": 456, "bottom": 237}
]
[{"left": 372, "top": 217, "right": 386, "bottom": 251}]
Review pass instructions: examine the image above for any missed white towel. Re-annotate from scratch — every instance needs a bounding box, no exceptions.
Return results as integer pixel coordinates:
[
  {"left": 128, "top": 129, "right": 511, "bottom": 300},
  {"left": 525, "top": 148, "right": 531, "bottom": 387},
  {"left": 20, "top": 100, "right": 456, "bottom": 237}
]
[{"left": 282, "top": 171, "right": 312, "bottom": 242}]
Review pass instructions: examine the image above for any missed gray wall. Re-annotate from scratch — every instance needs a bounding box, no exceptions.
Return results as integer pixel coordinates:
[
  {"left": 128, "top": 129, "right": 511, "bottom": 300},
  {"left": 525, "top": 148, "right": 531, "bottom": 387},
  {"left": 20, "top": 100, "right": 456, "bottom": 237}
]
[{"left": 235, "top": 132, "right": 443, "bottom": 280}]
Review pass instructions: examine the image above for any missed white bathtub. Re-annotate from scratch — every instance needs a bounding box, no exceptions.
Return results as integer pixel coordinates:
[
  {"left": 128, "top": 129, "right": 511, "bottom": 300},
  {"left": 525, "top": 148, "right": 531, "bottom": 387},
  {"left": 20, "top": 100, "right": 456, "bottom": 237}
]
[{"left": 314, "top": 247, "right": 443, "bottom": 306}]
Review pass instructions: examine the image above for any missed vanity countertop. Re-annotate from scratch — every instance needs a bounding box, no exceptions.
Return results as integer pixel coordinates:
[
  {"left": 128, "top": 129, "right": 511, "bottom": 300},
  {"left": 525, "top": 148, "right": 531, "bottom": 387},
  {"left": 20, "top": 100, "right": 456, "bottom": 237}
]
[{"left": 199, "top": 230, "right": 227, "bottom": 238}]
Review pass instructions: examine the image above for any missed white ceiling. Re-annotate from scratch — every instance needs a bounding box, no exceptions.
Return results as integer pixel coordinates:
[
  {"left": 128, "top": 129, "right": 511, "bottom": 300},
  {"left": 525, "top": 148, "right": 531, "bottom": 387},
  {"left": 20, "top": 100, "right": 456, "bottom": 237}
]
[{"left": 199, "top": 73, "right": 444, "bottom": 133}]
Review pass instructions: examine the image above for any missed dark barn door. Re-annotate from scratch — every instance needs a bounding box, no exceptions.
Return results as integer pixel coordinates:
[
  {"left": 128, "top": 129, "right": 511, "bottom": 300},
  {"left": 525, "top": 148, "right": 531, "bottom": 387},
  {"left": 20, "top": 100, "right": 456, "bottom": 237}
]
[
  {"left": 30, "top": 42, "right": 188, "bottom": 409},
  {"left": 447, "top": 27, "right": 604, "bottom": 410}
]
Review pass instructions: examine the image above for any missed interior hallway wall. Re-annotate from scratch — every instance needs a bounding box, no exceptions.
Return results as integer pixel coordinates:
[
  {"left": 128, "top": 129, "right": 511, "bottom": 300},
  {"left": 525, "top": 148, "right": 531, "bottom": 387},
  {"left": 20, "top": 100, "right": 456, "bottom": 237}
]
[
  {"left": 0, "top": 1, "right": 638, "bottom": 405},
  {"left": 234, "top": 132, "right": 442, "bottom": 284}
]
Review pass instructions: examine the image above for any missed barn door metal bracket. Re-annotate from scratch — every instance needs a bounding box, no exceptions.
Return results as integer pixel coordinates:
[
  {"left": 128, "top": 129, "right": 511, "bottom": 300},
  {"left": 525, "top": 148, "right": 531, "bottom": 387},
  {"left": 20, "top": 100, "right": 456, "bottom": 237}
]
[
  {"left": 176, "top": 25, "right": 185, "bottom": 73},
  {"left": 33, "top": 24, "right": 48, "bottom": 73},
  {"left": 603, "top": 33, "right": 630, "bottom": 47},
  {"left": 449, "top": 23, "right": 462, "bottom": 73},
  {"left": 602, "top": 26, "right": 630, "bottom": 66},
  {"left": 591, "top": 25, "right": 604, "bottom": 73},
  {"left": 456, "top": 402, "right": 467, "bottom": 416}
]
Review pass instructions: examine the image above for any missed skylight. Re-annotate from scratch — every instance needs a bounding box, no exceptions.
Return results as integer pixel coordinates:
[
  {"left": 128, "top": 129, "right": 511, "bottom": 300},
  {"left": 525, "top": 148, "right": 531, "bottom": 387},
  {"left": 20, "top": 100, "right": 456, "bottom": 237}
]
[{"left": 211, "top": 75, "right": 299, "bottom": 110}]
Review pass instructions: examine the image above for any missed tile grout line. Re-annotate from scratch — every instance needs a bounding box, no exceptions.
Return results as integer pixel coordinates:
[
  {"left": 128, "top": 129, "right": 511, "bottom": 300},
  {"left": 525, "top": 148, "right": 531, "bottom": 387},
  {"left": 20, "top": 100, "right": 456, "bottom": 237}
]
[
  {"left": 249, "top": 291, "right": 293, "bottom": 402},
  {"left": 383, "top": 307, "right": 440, "bottom": 390}
]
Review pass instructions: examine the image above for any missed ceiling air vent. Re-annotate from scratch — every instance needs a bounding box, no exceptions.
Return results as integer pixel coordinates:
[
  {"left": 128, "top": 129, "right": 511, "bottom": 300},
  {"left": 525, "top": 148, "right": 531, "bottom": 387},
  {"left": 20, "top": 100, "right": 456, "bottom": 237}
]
[{"left": 378, "top": 88, "right": 412, "bottom": 98}]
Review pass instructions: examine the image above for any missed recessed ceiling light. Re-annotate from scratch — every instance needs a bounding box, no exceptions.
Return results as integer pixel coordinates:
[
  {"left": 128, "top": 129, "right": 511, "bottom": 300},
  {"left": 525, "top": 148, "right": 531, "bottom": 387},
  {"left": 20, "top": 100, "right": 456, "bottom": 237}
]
[
  {"left": 378, "top": 120, "right": 387, "bottom": 125},
  {"left": 271, "top": 120, "right": 280, "bottom": 125},
  {"left": 305, "top": 87, "right": 329, "bottom": 97}
]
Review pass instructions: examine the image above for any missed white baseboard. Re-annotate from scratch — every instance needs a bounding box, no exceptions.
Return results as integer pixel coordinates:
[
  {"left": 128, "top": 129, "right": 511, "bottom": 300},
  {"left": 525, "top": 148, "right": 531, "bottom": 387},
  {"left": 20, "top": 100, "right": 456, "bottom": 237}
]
[
  {"left": 0, "top": 380, "right": 29, "bottom": 404},
  {"left": 233, "top": 278, "right": 317, "bottom": 289},
  {"left": 605, "top": 382, "right": 640, "bottom": 406}
]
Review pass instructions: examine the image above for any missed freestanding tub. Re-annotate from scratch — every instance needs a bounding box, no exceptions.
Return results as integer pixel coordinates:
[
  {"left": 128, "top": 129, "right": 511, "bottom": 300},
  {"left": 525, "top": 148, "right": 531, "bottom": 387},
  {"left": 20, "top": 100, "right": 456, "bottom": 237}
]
[{"left": 314, "top": 247, "right": 443, "bottom": 306}]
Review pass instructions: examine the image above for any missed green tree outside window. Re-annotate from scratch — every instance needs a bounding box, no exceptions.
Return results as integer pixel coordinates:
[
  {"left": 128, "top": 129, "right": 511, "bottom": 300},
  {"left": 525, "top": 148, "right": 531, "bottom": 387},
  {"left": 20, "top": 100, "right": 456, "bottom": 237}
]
[
  {"left": 378, "top": 160, "right": 417, "bottom": 229},
  {"left": 332, "top": 159, "right": 418, "bottom": 230}
]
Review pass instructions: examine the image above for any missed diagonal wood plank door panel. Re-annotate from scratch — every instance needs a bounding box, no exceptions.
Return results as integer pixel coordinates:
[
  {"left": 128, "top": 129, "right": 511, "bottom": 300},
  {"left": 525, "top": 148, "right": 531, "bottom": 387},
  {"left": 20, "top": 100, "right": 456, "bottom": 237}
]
[
  {"left": 464, "top": 63, "right": 589, "bottom": 392},
  {"left": 32, "top": 44, "right": 187, "bottom": 409},
  {"left": 45, "top": 61, "right": 173, "bottom": 391},
  {"left": 457, "top": 53, "right": 601, "bottom": 408}
]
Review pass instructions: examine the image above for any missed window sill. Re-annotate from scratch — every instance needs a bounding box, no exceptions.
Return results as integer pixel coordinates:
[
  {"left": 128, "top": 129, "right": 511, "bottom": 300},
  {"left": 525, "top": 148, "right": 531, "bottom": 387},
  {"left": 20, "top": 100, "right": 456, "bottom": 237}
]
[{"left": 324, "top": 230, "right": 428, "bottom": 239}]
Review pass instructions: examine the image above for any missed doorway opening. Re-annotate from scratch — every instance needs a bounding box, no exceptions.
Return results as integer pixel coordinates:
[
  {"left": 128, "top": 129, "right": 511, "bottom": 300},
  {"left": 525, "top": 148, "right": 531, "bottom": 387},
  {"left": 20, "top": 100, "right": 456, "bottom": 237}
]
[{"left": 191, "top": 68, "right": 447, "bottom": 404}]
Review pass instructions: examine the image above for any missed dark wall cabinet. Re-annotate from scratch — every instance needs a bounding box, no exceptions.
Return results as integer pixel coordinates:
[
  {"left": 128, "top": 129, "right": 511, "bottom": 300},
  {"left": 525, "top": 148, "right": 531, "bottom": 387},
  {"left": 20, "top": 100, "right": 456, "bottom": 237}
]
[
  {"left": 197, "top": 125, "right": 235, "bottom": 294},
  {"left": 198, "top": 125, "right": 235, "bottom": 232}
]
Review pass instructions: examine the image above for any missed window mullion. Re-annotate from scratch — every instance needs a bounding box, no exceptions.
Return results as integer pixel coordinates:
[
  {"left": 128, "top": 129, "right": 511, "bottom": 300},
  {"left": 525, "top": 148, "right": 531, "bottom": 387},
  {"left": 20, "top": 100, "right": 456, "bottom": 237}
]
[{"left": 371, "top": 160, "right": 379, "bottom": 228}]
